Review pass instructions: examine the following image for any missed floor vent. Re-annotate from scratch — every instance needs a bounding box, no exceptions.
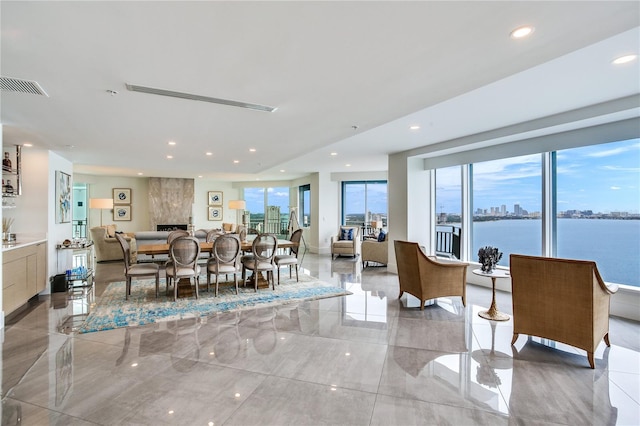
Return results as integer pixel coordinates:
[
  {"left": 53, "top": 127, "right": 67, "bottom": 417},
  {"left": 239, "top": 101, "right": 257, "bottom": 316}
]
[{"left": 0, "top": 76, "right": 49, "bottom": 97}]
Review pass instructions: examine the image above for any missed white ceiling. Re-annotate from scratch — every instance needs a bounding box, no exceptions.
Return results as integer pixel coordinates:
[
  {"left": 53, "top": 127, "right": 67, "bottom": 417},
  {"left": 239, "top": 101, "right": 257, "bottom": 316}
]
[{"left": 2, "top": 1, "right": 639, "bottom": 182}]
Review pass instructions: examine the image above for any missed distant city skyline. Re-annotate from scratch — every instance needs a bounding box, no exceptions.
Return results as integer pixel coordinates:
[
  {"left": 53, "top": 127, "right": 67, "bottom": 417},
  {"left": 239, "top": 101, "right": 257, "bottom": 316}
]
[{"left": 436, "top": 138, "right": 640, "bottom": 215}]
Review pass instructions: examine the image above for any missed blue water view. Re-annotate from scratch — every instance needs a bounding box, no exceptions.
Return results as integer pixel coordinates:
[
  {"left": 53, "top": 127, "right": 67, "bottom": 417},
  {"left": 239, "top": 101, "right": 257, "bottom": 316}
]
[{"left": 470, "top": 219, "right": 640, "bottom": 287}]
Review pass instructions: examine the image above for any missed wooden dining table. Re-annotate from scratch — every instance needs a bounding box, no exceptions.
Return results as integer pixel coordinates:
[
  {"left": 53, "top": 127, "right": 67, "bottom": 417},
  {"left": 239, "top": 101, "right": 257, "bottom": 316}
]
[{"left": 136, "top": 238, "right": 297, "bottom": 257}]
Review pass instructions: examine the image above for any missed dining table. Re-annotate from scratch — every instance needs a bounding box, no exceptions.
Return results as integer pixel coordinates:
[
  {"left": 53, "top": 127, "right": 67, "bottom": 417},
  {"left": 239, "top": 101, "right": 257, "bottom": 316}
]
[{"left": 136, "top": 238, "right": 297, "bottom": 257}]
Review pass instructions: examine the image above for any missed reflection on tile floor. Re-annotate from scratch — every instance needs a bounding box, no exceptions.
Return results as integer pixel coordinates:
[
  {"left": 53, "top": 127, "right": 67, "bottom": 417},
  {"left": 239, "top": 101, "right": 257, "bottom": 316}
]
[{"left": 2, "top": 253, "right": 639, "bottom": 425}]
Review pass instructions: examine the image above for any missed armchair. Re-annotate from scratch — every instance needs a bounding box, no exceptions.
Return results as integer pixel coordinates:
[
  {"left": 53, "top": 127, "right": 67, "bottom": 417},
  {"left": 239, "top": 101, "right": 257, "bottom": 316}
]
[
  {"left": 394, "top": 240, "right": 468, "bottom": 310},
  {"left": 362, "top": 232, "right": 388, "bottom": 267},
  {"left": 509, "top": 254, "right": 618, "bottom": 368},
  {"left": 90, "top": 225, "right": 137, "bottom": 263},
  {"left": 330, "top": 226, "right": 361, "bottom": 259}
]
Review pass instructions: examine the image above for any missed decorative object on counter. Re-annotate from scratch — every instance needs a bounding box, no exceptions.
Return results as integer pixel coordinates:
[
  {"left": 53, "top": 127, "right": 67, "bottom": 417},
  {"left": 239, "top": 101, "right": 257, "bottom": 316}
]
[
  {"left": 478, "top": 245, "right": 503, "bottom": 273},
  {"left": 62, "top": 239, "right": 72, "bottom": 246},
  {"left": 2, "top": 217, "right": 14, "bottom": 241},
  {"left": 3, "top": 152, "right": 12, "bottom": 172},
  {"left": 112, "top": 188, "right": 131, "bottom": 204},
  {"left": 89, "top": 198, "right": 113, "bottom": 227},
  {"left": 55, "top": 170, "right": 71, "bottom": 223}
]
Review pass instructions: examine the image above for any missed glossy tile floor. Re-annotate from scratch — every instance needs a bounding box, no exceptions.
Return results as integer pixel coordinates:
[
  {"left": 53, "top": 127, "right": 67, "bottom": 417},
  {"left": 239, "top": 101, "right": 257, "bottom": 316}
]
[{"left": 2, "top": 253, "right": 639, "bottom": 425}]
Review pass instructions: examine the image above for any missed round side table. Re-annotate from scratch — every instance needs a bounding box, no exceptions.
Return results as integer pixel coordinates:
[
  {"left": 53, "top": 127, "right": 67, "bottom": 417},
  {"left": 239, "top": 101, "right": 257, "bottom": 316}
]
[{"left": 473, "top": 268, "right": 510, "bottom": 321}]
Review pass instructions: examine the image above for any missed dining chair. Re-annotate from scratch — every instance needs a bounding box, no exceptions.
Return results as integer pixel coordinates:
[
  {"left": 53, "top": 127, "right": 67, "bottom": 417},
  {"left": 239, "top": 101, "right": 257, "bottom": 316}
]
[
  {"left": 115, "top": 233, "right": 160, "bottom": 300},
  {"left": 242, "top": 233, "right": 278, "bottom": 291},
  {"left": 167, "top": 229, "right": 189, "bottom": 244},
  {"left": 274, "top": 228, "right": 303, "bottom": 284},
  {"left": 207, "top": 234, "right": 242, "bottom": 296},
  {"left": 166, "top": 236, "right": 201, "bottom": 301},
  {"left": 205, "top": 229, "right": 224, "bottom": 243}
]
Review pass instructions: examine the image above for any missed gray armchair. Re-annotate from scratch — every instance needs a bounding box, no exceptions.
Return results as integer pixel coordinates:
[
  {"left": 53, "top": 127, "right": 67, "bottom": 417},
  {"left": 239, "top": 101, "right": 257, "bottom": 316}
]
[{"left": 362, "top": 232, "right": 388, "bottom": 267}]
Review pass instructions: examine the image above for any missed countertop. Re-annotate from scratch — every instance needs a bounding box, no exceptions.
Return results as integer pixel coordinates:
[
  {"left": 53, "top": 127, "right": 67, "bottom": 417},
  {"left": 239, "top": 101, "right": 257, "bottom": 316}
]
[{"left": 2, "top": 236, "right": 48, "bottom": 252}]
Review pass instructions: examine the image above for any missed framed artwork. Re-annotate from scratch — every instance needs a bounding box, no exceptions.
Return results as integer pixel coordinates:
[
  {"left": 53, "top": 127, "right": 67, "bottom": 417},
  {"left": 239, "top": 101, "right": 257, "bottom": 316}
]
[
  {"left": 113, "top": 188, "right": 131, "bottom": 204},
  {"left": 55, "top": 171, "right": 71, "bottom": 223},
  {"left": 208, "top": 206, "right": 222, "bottom": 221},
  {"left": 208, "top": 191, "right": 223, "bottom": 206},
  {"left": 113, "top": 205, "right": 132, "bottom": 221}
]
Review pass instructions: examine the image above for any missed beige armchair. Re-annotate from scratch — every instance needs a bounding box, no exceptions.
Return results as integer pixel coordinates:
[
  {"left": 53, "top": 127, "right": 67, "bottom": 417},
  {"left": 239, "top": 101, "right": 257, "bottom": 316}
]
[
  {"left": 394, "top": 240, "right": 468, "bottom": 310},
  {"left": 362, "top": 233, "right": 388, "bottom": 267},
  {"left": 89, "top": 225, "right": 137, "bottom": 263},
  {"left": 330, "top": 226, "right": 361, "bottom": 259},
  {"left": 509, "top": 254, "right": 618, "bottom": 369}
]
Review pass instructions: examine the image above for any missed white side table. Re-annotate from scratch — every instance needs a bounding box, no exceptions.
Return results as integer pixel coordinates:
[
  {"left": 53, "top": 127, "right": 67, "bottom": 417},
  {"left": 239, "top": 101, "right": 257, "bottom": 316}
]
[{"left": 473, "top": 268, "right": 510, "bottom": 321}]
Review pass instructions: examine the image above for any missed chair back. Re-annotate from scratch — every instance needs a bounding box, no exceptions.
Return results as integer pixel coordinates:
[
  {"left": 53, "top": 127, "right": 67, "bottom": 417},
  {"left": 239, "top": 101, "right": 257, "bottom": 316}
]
[
  {"left": 114, "top": 232, "right": 132, "bottom": 272},
  {"left": 167, "top": 230, "right": 189, "bottom": 244},
  {"left": 213, "top": 234, "right": 241, "bottom": 266},
  {"left": 169, "top": 236, "right": 201, "bottom": 269},
  {"left": 288, "top": 228, "right": 303, "bottom": 256},
  {"left": 252, "top": 233, "right": 278, "bottom": 263}
]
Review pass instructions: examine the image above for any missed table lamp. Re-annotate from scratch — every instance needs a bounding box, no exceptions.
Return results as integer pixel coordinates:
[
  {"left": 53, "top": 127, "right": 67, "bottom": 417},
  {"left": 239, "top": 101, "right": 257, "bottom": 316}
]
[{"left": 89, "top": 198, "right": 113, "bottom": 227}]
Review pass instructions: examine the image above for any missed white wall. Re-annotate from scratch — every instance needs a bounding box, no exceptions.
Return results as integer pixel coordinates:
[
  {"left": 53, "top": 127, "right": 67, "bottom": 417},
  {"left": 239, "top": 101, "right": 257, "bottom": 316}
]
[{"left": 48, "top": 152, "right": 74, "bottom": 292}]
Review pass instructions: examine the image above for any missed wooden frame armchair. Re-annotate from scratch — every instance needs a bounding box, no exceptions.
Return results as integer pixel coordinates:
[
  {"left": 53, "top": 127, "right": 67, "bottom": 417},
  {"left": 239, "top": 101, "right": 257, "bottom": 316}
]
[
  {"left": 394, "top": 240, "right": 468, "bottom": 310},
  {"left": 510, "top": 254, "right": 618, "bottom": 368}
]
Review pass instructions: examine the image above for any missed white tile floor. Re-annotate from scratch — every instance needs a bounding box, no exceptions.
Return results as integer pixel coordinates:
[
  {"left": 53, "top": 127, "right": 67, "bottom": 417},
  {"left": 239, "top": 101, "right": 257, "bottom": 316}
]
[{"left": 2, "top": 253, "right": 639, "bottom": 425}]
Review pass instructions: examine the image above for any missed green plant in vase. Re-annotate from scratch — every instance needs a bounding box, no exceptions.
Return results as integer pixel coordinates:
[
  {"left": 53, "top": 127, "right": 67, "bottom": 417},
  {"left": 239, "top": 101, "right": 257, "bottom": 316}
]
[{"left": 478, "top": 246, "right": 502, "bottom": 273}]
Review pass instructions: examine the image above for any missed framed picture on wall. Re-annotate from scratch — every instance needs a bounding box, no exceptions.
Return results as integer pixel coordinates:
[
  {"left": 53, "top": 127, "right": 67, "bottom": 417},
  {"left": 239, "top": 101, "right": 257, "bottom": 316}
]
[
  {"left": 208, "top": 206, "right": 222, "bottom": 221},
  {"left": 113, "top": 205, "right": 132, "bottom": 221},
  {"left": 113, "top": 188, "right": 131, "bottom": 204},
  {"left": 208, "top": 191, "right": 223, "bottom": 206},
  {"left": 55, "top": 170, "right": 71, "bottom": 223}
]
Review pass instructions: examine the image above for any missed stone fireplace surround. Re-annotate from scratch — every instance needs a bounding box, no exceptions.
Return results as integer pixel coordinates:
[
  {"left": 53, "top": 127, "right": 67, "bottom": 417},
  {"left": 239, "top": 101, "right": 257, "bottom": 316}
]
[{"left": 148, "top": 177, "right": 194, "bottom": 231}]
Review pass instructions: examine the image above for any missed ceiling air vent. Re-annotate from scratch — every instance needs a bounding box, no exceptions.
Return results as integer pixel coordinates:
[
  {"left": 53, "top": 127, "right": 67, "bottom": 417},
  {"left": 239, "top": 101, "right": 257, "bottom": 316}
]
[
  {"left": 125, "top": 83, "right": 277, "bottom": 112},
  {"left": 0, "top": 76, "right": 49, "bottom": 97}
]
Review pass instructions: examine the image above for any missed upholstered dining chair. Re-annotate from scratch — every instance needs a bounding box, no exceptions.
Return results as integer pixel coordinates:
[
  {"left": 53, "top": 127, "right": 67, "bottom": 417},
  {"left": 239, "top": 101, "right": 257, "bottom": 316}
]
[
  {"left": 242, "top": 233, "right": 278, "bottom": 291},
  {"left": 207, "top": 234, "right": 242, "bottom": 296},
  {"left": 167, "top": 229, "right": 189, "bottom": 245},
  {"left": 274, "top": 228, "right": 303, "bottom": 284},
  {"left": 166, "top": 236, "right": 201, "bottom": 301},
  {"left": 115, "top": 233, "right": 160, "bottom": 300},
  {"left": 394, "top": 240, "right": 468, "bottom": 310},
  {"left": 205, "top": 229, "right": 224, "bottom": 243}
]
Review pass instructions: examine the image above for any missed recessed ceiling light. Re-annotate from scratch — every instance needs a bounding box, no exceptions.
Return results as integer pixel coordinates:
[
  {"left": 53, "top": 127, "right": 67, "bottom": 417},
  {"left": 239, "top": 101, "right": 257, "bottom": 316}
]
[
  {"left": 345, "top": 164, "right": 351, "bottom": 167},
  {"left": 23, "top": 143, "right": 33, "bottom": 147},
  {"left": 410, "top": 125, "right": 420, "bottom": 130},
  {"left": 249, "top": 148, "right": 256, "bottom": 152},
  {"left": 168, "top": 141, "right": 176, "bottom": 146},
  {"left": 205, "top": 152, "right": 213, "bottom": 156},
  {"left": 233, "top": 160, "right": 239, "bottom": 164},
  {"left": 166, "top": 155, "right": 173, "bottom": 159},
  {"left": 330, "top": 152, "right": 337, "bottom": 156},
  {"left": 612, "top": 54, "right": 638, "bottom": 65},
  {"left": 510, "top": 25, "right": 534, "bottom": 39},
  {"left": 137, "top": 172, "right": 143, "bottom": 176},
  {"left": 198, "top": 175, "right": 203, "bottom": 178},
  {"left": 280, "top": 169, "right": 285, "bottom": 172}
]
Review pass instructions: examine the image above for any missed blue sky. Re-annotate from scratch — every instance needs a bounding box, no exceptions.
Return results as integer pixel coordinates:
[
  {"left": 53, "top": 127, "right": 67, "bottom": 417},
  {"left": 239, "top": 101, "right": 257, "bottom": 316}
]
[
  {"left": 436, "top": 138, "right": 640, "bottom": 215},
  {"left": 244, "top": 187, "right": 290, "bottom": 214}
]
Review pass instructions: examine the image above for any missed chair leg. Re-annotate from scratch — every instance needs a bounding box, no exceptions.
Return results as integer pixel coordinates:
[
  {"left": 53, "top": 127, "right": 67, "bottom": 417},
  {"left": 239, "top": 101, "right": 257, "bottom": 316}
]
[
  {"left": 277, "top": 267, "right": 281, "bottom": 285},
  {"left": 174, "top": 277, "right": 178, "bottom": 301},
  {"left": 215, "top": 274, "right": 220, "bottom": 297},
  {"left": 206, "top": 271, "right": 211, "bottom": 293},
  {"left": 126, "top": 277, "right": 131, "bottom": 300},
  {"left": 234, "top": 272, "right": 239, "bottom": 295},
  {"left": 155, "top": 273, "right": 159, "bottom": 298},
  {"left": 587, "top": 352, "right": 595, "bottom": 369},
  {"left": 289, "top": 265, "right": 292, "bottom": 279},
  {"left": 604, "top": 332, "right": 611, "bottom": 347},
  {"left": 294, "top": 264, "right": 299, "bottom": 282},
  {"left": 254, "top": 270, "right": 258, "bottom": 292},
  {"left": 194, "top": 276, "right": 199, "bottom": 299},
  {"left": 511, "top": 333, "right": 519, "bottom": 346}
]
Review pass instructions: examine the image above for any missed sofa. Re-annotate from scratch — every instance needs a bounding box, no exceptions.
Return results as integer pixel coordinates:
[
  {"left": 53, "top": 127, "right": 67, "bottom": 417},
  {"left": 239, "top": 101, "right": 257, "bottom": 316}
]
[
  {"left": 89, "top": 225, "right": 137, "bottom": 263},
  {"left": 362, "top": 231, "right": 388, "bottom": 267}
]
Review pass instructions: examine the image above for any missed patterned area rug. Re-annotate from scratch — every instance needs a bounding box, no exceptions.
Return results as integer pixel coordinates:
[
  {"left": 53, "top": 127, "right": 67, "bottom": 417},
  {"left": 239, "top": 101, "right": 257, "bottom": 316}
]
[{"left": 78, "top": 274, "right": 349, "bottom": 333}]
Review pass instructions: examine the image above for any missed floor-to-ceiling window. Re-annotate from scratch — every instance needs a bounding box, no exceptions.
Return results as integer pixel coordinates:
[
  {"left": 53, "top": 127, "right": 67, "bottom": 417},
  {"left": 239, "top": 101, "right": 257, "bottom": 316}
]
[
  {"left": 341, "top": 181, "right": 388, "bottom": 233},
  {"left": 431, "top": 138, "right": 640, "bottom": 287},
  {"left": 555, "top": 138, "right": 640, "bottom": 287},
  {"left": 435, "top": 166, "right": 462, "bottom": 259},
  {"left": 471, "top": 154, "right": 543, "bottom": 267},
  {"left": 243, "top": 186, "right": 290, "bottom": 237}
]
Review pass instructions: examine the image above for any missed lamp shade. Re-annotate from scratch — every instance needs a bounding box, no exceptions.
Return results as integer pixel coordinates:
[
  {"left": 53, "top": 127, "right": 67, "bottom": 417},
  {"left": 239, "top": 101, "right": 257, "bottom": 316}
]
[
  {"left": 228, "top": 200, "right": 246, "bottom": 210},
  {"left": 371, "top": 220, "right": 380, "bottom": 229},
  {"left": 89, "top": 198, "right": 113, "bottom": 209}
]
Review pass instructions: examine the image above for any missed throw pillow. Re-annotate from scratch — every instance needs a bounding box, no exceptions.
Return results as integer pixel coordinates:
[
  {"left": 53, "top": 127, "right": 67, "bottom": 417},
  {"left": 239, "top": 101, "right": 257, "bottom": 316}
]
[
  {"left": 377, "top": 230, "right": 386, "bottom": 242},
  {"left": 106, "top": 224, "right": 116, "bottom": 238},
  {"left": 340, "top": 227, "right": 354, "bottom": 241}
]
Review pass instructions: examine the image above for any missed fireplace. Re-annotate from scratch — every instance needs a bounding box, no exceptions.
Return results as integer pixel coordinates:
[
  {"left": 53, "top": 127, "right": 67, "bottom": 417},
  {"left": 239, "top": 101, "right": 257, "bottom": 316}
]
[{"left": 157, "top": 224, "right": 188, "bottom": 232}]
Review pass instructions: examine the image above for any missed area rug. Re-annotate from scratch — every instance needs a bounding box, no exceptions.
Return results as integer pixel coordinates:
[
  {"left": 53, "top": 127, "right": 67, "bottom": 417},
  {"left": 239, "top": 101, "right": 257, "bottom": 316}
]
[{"left": 78, "top": 274, "right": 349, "bottom": 333}]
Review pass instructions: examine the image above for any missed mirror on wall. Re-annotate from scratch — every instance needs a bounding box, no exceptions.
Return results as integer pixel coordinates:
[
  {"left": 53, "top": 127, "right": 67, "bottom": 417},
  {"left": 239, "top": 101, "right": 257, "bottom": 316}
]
[{"left": 72, "top": 183, "right": 88, "bottom": 238}]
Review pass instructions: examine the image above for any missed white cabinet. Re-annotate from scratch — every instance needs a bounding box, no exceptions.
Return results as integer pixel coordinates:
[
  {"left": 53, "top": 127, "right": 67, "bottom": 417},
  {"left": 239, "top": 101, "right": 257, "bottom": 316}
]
[{"left": 3, "top": 241, "right": 47, "bottom": 316}]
